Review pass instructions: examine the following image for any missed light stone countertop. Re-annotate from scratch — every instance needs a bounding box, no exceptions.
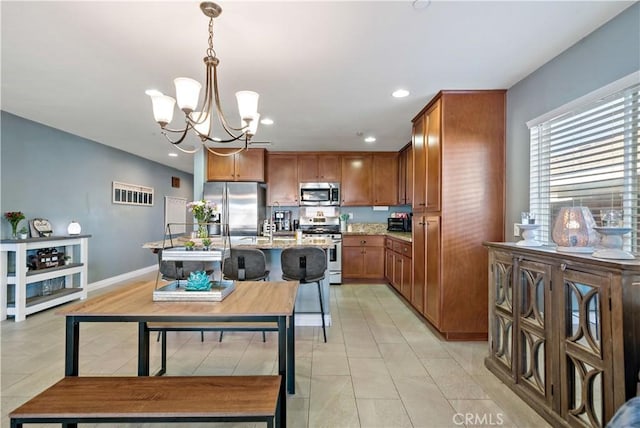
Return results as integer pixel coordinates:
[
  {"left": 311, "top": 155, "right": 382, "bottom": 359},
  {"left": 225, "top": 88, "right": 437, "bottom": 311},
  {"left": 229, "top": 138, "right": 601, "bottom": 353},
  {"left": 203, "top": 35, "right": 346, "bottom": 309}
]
[
  {"left": 143, "top": 236, "right": 334, "bottom": 250},
  {"left": 343, "top": 223, "right": 412, "bottom": 243}
]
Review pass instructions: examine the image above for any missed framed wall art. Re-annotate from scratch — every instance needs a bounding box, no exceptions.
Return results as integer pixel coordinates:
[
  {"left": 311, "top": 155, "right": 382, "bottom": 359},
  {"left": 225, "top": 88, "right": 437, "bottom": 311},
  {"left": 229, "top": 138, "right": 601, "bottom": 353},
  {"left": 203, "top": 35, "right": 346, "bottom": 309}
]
[{"left": 112, "top": 181, "right": 154, "bottom": 206}]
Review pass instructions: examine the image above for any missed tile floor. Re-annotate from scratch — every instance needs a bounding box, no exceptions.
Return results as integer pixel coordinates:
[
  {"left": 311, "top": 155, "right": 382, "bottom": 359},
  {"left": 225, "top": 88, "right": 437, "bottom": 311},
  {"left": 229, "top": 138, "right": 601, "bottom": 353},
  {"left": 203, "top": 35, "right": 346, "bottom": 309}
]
[{"left": 1, "top": 274, "right": 550, "bottom": 427}]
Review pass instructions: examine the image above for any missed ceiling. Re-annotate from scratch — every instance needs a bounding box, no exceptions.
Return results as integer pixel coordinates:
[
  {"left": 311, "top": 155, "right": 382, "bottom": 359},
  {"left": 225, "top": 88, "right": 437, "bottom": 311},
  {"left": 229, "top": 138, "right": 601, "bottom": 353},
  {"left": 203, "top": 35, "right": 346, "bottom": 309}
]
[{"left": 1, "top": 1, "right": 634, "bottom": 173}]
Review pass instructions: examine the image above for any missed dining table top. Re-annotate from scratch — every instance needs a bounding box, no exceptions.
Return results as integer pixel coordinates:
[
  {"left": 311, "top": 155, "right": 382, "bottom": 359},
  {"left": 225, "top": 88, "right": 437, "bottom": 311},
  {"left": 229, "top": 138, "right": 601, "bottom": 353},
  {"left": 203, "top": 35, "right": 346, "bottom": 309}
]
[{"left": 57, "top": 280, "right": 299, "bottom": 318}]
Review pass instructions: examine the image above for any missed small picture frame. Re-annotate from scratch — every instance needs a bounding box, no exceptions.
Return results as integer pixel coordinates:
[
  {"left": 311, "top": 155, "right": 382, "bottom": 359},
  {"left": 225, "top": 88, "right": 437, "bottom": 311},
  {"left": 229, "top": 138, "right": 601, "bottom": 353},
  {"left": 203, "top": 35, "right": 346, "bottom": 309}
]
[
  {"left": 171, "top": 176, "right": 181, "bottom": 188},
  {"left": 112, "top": 181, "right": 154, "bottom": 206}
]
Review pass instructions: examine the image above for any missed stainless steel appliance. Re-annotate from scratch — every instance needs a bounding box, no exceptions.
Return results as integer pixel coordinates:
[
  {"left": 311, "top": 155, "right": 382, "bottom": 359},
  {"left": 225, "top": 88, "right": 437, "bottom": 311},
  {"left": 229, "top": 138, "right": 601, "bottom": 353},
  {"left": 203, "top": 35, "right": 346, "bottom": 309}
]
[
  {"left": 299, "top": 182, "right": 340, "bottom": 206},
  {"left": 203, "top": 182, "right": 266, "bottom": 236},
  {"left": 300, "top": 214, "right": 342, "bottom": 284},
  {"left": 273, "top": 210, "right": 292, "bottom": 232}
]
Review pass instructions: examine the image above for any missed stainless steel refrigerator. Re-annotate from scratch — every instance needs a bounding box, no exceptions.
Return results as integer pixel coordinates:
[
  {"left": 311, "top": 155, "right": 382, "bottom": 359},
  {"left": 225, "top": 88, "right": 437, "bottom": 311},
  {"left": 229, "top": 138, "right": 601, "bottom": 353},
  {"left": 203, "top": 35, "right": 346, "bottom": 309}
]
[{"left": 203, "top": 182, "right": 266, "bottom": 236}]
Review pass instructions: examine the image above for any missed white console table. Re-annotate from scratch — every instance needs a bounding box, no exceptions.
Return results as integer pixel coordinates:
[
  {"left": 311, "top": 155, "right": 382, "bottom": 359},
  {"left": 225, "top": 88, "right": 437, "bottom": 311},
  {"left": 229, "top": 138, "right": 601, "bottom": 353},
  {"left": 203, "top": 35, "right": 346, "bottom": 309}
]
[{"left": 1, "top": 235, "right": 90, "bottom": 322}]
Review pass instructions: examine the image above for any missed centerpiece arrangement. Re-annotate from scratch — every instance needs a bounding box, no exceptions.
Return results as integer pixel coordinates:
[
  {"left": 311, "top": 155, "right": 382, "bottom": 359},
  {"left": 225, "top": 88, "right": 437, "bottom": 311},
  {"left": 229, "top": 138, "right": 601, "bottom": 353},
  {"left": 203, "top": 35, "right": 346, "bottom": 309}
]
[
  {"left": 4, "top": 211, "right": 25, "bottom": 239},
  {"left": 187, "top": 199, "right": 218, "bottom": 238}
]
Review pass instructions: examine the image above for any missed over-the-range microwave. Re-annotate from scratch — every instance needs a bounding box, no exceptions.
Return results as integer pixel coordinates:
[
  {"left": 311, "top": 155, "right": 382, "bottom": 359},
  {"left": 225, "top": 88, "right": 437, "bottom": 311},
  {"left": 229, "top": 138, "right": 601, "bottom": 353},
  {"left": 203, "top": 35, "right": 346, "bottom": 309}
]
[{"left": 299, "top": 182, "right": 340, "bottom": 206}]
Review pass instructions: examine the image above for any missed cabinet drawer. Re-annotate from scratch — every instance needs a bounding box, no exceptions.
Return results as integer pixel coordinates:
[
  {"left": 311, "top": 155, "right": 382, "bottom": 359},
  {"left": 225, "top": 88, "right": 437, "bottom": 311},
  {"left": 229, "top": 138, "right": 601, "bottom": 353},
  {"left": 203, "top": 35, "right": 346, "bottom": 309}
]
[
  {"left": 400, "top": 243, "right": 412, "bottom": 258},
  {"left": 385, "top": 238, "right": 393, "bottom": 249},
  {"left": 343, "top": 235, "right": 385, "bottom": 247}
]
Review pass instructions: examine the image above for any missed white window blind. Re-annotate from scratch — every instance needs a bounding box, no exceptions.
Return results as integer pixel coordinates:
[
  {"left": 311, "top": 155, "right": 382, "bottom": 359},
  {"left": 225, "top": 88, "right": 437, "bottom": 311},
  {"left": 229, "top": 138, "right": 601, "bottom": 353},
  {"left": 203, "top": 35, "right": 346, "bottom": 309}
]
[{"left": 529, "top": 82, "right": 640, "bottom": 251}]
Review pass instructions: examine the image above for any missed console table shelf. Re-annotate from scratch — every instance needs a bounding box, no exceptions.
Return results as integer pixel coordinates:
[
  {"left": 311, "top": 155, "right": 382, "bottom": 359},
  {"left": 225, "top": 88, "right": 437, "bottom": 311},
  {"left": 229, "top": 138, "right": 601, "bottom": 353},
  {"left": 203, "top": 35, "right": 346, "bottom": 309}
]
[{"left": 1, "top": 235, "right": 90, "bottom": 322}]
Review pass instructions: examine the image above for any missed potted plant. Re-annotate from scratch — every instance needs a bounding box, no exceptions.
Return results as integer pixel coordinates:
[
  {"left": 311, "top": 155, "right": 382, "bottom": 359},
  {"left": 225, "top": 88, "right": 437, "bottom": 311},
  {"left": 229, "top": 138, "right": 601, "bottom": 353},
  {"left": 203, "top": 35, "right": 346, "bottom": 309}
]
[
  {"left": 18, "top": 227, "right": 29, "bottom": 239},
  {"left": 201, "top": 238, "right": 211, "bottom": 251},
  {"left": 184, "top": 240, "right": 196, "bottom": 251}
]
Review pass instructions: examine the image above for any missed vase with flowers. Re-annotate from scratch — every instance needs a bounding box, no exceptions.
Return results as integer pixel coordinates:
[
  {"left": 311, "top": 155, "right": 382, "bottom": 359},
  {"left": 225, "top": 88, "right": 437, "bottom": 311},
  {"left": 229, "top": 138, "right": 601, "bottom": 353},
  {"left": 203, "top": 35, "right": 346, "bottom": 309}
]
[
  {"left": 4, "top": 211, "right": 25, "bottom": 239},
  {"left": 187, "top": 200, "right": 218, "bottom": 238}
]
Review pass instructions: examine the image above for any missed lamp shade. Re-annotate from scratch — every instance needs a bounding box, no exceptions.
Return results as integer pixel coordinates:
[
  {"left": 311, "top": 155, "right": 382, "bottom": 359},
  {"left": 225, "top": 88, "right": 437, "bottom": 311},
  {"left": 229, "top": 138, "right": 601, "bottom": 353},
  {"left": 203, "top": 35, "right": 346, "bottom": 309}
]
[
  {"left": 235, "top": 91, "right": 259, "bottom": 121},
  {"left": 148, "top": 94, "right": 176, "bottom": 126},
  {"left": 190, "top": 111, "right": 211, "bottom": 138},
  {"left": 67, "top": 221, "right": 81, "bottom": 235},
  {"left": 552, "top": 206, "right": 598, "bottom": 252},
  {"left": 174, "top": 77, "right": 202, "bottom": 113}
]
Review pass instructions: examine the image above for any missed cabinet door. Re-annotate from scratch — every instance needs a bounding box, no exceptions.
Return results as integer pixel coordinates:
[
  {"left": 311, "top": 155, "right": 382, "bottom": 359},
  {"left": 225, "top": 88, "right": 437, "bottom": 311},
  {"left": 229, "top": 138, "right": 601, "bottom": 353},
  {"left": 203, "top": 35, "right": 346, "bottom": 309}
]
[
  {"left": 207, "top": 150, "right": 236, "bottom": 181},
  {"left": 393, "top": 254, "right": 403, "bottom": 291},
  {"left": 401, "top": 253, "right": 412, "bottom": 301},
  {"left": 411, "top": 215, "right": 425, "bottom": 313},
  {"left": 364, "top": 246, "right": 385, "bottom": 278},
  {"left": 412, "top": 115, "right": 426, "bottom": 210},
  {"left": 267, "top": 154, "right": 298, "bottom": 205},
  {"left": 317, "top": 154, "right": 341, "bottom": 181},
  {"left": 405, "top": 146, "right": 413, "bottom": 205},
  {"left": 342, "top": 246, "right": 365, "bottom": 278},
  {"left": 297, "top": 155, "right": 319, "bottom": 182},
  {"left": 559, "top": 268, "right": 613, "bottom": 427},
  {"left": 398, "top": 149, "right": 407, "bottom": 205},
  {"left": 385, "top": 249, "right": 395, "bottom": 288},
  {"left": 488, "top": 250, "right": 515, "bottom": 376},
  {"left": 373, "top": 153, "right": 399, "bottom": 206},
  {"left": 425, "top": 100, "right": 441, "bottom": 211},
  {"left": 516, "top": 259, "right": 552, "bottom": 406},
  {"left": 424, "top": 216, "right": 440, "bottom": 326},
  {"left": 235, "top": 149, "right": 265, "bottom": 182},
  {"left": 341, "top": 154, "right": 372, "bottom": 206}
]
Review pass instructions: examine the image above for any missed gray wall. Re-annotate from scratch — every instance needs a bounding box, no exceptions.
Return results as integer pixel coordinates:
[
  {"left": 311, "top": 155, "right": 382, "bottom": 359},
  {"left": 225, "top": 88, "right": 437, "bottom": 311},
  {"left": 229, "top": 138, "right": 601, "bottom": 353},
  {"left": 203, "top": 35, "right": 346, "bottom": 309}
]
[
  {"left": 506, "top": 3, "right": 640, "bottom": 240},
  {"left": 1, "top": 112, "right": 194, "bottom": 283}
]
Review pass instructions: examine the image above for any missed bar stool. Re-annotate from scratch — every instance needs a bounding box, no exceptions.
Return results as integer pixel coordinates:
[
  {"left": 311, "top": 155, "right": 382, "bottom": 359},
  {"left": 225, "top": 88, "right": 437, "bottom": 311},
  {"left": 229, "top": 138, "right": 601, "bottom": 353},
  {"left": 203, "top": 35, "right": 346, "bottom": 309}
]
[
  {"left": 220, "top": 248, "right": 270, "bottom": 342},
  {"left": 281, "top": 246, "right": 327, "bottom": 343}
]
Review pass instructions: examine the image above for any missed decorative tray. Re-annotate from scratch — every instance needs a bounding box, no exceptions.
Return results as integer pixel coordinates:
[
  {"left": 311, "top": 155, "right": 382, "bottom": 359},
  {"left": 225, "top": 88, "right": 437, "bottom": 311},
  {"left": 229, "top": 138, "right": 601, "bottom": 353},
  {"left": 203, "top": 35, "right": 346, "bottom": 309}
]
[{"left": 153, "top": 280, "right": 235, "bottom": 302}]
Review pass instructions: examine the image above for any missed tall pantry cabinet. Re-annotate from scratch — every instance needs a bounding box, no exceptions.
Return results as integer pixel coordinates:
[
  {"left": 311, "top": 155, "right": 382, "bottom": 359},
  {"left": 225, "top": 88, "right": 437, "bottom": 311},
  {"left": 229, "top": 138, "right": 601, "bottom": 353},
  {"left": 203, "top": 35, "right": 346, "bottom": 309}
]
[{"left": 411, "top": 90, "right": 506, "bottom": 340}]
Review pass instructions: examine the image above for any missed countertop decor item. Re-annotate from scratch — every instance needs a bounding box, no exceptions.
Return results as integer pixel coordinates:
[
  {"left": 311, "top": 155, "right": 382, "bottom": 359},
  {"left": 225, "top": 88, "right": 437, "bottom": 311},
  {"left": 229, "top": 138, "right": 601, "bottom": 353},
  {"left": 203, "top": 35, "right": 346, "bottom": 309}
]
[
  {"left": 67, "top": 220, "right": 81, "bottom": 235},
  {"left": 551, "top": 206, "right": 598, "bottom": 253},
  {"left": 146, "top": 2, "right": 262, "bottom": 156},
  {"left": 18, "top": 227, "right": 29, "bottom": 239},
  {"left": 4, "top": 211, "right": 25, "bottom": 239},
  {"left": 592, "top": 227, "right": 635, "bottom": 260},
  {"left": 515, "top": 223, "right": 541, "bottom": 247},
  {"left": 188, "top": 199, "right": 218, "bottom": 238}
]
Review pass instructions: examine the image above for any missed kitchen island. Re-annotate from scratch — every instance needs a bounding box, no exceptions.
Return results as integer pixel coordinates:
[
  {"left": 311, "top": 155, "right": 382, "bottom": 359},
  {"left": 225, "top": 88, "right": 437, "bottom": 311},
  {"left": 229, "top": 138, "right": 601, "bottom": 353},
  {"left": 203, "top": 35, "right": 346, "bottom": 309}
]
[{"left": 143, "top": 236, "right": 333, "bottom": 327}]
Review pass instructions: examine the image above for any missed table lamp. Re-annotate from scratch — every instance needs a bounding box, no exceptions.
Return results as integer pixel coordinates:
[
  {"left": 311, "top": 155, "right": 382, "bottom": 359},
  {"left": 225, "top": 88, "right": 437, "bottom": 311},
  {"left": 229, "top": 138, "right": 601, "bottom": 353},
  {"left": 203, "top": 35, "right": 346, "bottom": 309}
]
[{"left": 551, "top": 207, "right": 598, "bottom": 253}]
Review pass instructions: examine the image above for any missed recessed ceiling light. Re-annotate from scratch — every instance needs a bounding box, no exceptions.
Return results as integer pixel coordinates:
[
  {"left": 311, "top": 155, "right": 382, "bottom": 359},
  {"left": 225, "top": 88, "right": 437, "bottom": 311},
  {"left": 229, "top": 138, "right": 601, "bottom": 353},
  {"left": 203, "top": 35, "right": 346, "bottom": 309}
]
[
  {"left": 364, "top": 136, "right": 376, "bottom": 143},
  {"left": 145, "top": 89, "right": 163, "bottom": 97},
  {"left": 260, "top": 118, "right": 274, "bottom": 125},
  {"left": 392, "top": 89, "right": 410, "bottom": 98},
  {"left": 168, "top": 152, "right": 178, "bottom": 157}
]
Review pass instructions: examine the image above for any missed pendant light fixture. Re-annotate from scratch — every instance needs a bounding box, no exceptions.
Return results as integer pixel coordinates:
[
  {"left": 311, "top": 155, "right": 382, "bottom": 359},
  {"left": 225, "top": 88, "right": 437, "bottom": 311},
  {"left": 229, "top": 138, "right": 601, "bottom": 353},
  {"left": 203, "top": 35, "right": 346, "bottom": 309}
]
[{"left": 146, "top": 2, "right": 260, "bottom": 156}]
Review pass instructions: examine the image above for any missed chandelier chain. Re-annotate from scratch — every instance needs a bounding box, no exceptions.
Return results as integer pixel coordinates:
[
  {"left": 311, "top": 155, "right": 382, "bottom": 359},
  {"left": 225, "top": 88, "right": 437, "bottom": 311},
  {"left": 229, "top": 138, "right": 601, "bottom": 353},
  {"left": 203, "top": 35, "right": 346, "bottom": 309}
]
[{"left": 207, "top": 18, "right": 217, "bottom": 60}]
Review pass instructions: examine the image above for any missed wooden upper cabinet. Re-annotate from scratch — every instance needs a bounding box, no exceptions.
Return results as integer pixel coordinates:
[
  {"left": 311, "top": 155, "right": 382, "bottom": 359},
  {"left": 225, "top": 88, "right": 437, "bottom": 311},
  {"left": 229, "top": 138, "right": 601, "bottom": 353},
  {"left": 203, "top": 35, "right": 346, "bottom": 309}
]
[
  {"left": 341, "top": 154, "right": 372, "bottom": 206},
  {"left": 298, "top": 154, "right": 341, "bottom": 182},
  {"left": 425, "top": 100, "right": 441, "bottom": 211},
  {"left": 266, "top": 153, "right": 298, "bottom": 206},
  {"left": 412, "top": 115, "right": 426, "bottom": 210},
  {"left": 372, "top": 153, "right": 398, "bottom": 206},
  {"left": 207, "top": 148, "right": 265, "bottom": 182},
  {"left": 397, "top": 145, "right": 413, "bottom": 205}
]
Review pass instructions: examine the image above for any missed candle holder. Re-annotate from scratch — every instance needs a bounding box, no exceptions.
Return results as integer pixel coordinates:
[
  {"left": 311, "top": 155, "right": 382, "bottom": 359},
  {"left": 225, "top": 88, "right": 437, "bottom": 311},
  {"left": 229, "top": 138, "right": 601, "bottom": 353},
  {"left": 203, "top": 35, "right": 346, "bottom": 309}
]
[
  {"left": 516, "top": 223, "right": 542, "bottom": 247},
  {"left": 592, "top": 227, "right": 635, "bottom": 260}
]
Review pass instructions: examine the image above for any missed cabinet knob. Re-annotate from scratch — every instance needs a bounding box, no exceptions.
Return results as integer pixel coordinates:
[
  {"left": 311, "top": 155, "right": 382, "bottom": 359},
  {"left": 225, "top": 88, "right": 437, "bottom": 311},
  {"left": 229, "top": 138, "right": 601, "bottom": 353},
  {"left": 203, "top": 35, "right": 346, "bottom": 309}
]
[{"left": 361, "top": 240, "right": 366, "bottom": 245}]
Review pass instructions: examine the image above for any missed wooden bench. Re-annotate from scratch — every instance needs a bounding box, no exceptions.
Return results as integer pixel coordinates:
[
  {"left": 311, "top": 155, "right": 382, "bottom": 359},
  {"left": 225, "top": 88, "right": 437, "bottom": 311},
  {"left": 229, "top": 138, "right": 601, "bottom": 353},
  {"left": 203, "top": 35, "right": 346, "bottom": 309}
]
[
  {"left": 146, "top": 322, "right": 279, "bottom": 375},
  {"left": 9, "top": 375, "right": 281, "bottom": 428}
]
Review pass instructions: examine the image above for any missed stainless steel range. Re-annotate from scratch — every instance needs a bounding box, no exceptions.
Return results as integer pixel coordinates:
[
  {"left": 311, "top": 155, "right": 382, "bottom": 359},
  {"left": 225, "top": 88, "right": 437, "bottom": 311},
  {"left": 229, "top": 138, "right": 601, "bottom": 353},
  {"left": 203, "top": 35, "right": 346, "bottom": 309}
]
[{"left": 299, "top": 215, "right": 342, "bottom": 284}]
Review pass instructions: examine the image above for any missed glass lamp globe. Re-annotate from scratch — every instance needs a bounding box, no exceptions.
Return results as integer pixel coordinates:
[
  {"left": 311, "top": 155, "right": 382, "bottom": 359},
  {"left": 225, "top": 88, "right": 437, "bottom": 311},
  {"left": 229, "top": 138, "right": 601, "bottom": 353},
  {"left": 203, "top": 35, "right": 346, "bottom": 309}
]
[{"left": 67, "top": 221, "right": 81, "bottom": 235}]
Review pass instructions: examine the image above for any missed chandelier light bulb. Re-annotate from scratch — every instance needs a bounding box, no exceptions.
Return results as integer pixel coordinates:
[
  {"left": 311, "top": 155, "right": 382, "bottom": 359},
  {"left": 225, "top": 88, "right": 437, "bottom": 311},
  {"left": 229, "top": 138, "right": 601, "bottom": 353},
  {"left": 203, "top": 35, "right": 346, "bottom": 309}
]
[
  {"left": 174, "top": 78, "right": 202, "bottom": 113},
  {"left": 236, "top": 91, "right": 259, "bottom": 121},
  {"left": 148, "top": 93, "right": 176, "bottom": 126},
  {"left": 190, "top": 111, "right": 212, "bottom": 138}
]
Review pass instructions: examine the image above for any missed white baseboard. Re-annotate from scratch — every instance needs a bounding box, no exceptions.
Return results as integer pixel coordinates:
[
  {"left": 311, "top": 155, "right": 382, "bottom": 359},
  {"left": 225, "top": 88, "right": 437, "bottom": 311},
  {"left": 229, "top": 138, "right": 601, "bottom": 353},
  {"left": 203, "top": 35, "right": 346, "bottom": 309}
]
[
  {"left": 295, "top": 313, "right": 332, "bottom": 327},
  {"left": 88, "top": 265, "right": 157, "bottom": 292}
]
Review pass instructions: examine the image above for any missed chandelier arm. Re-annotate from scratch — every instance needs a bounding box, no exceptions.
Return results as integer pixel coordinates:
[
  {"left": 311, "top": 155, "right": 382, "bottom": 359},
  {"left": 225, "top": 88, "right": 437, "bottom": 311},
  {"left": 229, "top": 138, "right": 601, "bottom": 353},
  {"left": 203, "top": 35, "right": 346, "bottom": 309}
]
[
  {"left": 212, "top": 64, "right": 246, "bottom": 134},
  {"left": 160, "top": 130, "right": 200, "bottom": 154},
  {"left": 202, "top": 145, "right": 246, "bottom": 157}
]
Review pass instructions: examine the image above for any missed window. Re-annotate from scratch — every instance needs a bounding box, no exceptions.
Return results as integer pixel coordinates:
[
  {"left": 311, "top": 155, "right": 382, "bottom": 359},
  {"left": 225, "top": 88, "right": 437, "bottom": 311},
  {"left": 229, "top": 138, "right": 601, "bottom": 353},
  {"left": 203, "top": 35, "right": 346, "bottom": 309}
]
[{"left": 528, "top": 76, "right": 640, "bottom": 251}]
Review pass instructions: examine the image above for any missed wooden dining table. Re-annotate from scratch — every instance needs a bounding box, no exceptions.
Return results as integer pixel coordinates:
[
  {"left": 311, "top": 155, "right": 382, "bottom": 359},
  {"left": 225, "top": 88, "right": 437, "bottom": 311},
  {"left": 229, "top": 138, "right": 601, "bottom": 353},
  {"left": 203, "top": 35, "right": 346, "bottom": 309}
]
[{"left": 58, "top": 280, "right": 299, "bottom": 428}]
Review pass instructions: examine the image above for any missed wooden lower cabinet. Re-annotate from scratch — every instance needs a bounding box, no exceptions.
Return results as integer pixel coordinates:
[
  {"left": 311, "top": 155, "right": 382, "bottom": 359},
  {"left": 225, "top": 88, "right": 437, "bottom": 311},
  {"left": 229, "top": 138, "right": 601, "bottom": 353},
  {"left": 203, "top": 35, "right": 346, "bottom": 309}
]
[
  {"left": 384, "top": 237, "right": 412, "bottom": 300},
  {"left": 343, "top": 235, "right": 385, "bottom": 279},
  {"left": 485, "top": 243, "right": 640, "bottom": 428}
]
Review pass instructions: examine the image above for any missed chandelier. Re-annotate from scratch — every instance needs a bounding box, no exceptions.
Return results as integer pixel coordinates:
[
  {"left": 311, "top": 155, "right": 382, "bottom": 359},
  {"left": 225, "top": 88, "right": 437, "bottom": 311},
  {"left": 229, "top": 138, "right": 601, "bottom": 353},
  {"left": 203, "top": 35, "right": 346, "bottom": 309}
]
[{"left": 146, "top": 2, "right": 260, "bottom": 155}]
